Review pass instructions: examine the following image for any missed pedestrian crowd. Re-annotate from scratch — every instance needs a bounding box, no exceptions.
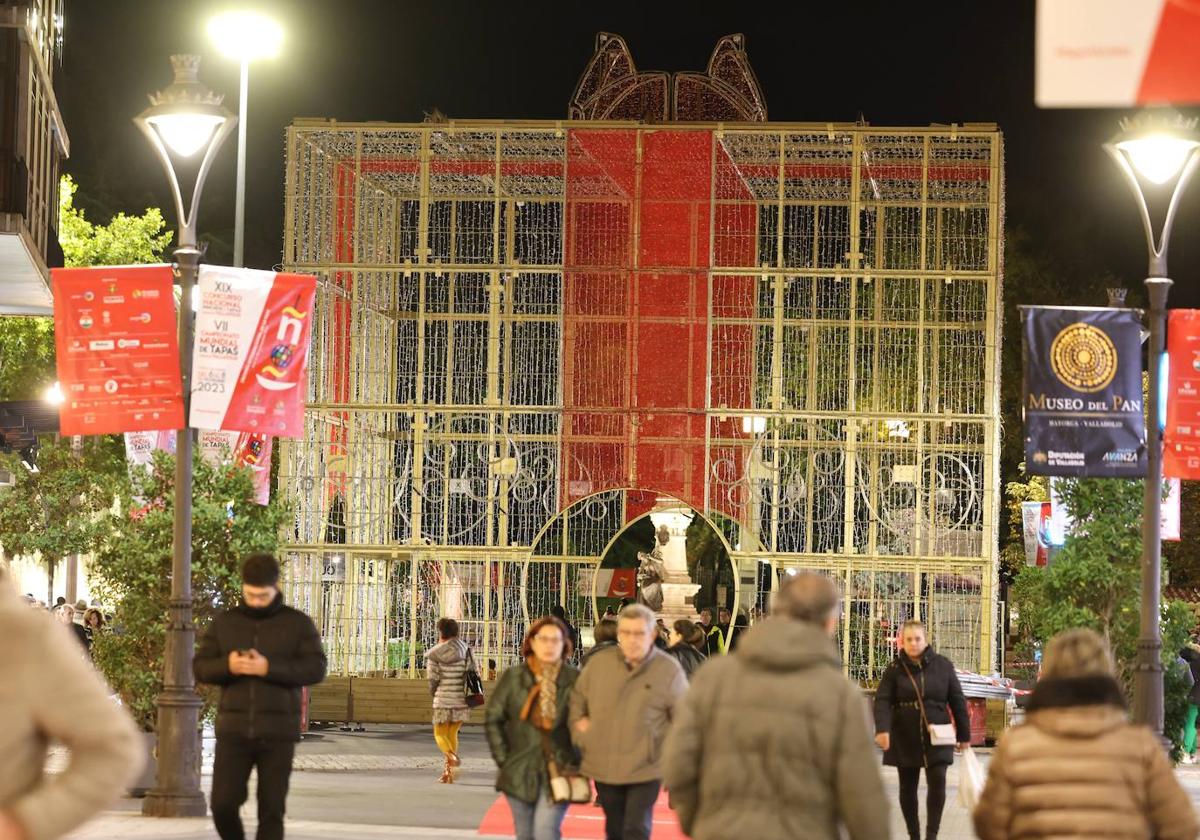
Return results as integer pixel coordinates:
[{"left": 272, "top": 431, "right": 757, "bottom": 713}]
[
  {"left": 18, "top": 594, "right": 108, "bottom": 656},
  {"left": 479, "top": 575, "right": 1200, "bottom": 840},
  {"left": 4, "top": 556, "right": 1200, "bottom": 840}
]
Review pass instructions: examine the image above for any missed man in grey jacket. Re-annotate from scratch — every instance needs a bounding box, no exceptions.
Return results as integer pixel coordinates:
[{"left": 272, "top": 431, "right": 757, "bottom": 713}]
[
  {"left": 663, "top": 574, "right": 889, "bottom": 840},
  {"left": 570, "top": 603, "right": 687, "bottom": 840},
  {"left": 0, "top": 573, "right": 143, "bottom": 840}
]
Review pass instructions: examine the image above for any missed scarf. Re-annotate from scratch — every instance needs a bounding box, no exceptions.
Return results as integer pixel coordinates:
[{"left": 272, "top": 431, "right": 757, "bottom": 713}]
[{"left": 519, "top": 655, "right": 561, "bottom": 732}]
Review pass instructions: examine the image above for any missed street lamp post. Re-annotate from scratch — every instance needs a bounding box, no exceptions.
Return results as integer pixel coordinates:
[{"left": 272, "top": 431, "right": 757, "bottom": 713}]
[
  {"left": 134, "top": 54, "right": 235, "bottom": 817},
  {"left": 1104, "top": 112, "right": 1200, "bottom": 737},
  {"left": 208, "top": 10, "right": 283, "bottom": 268}
]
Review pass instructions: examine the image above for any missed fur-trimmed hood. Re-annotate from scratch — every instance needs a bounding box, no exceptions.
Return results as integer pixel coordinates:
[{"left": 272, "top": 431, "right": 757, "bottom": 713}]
[
  {"left": 1026, "top": 675, "right": 1126, "bottom": 711},
  {"left": 1026, "top": 675, "right": 1128, "bottom": 740}
]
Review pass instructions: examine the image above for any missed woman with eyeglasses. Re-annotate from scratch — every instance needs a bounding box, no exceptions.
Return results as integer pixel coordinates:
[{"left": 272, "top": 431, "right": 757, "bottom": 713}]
[{"left": 485, "top": 616, "right": 580, "bottom": 840}]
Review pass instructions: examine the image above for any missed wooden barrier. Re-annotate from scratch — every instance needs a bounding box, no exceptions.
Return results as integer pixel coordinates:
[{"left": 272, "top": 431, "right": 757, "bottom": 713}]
[
  {"left": 307, "top": 677, "right": 498, "bottom": 725},
  {"left": 307, "top": 676, "right": 351, "bottom": 722}
]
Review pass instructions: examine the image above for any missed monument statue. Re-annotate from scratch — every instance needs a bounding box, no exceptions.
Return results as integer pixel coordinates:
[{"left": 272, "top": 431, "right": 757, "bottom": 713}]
[{"left": 635, "top": 524, "right": 670, "bottom": 612}]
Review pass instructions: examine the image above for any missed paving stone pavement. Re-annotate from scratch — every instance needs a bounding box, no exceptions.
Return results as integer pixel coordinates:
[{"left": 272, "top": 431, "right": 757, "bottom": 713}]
[{"left": 293, "top": 753, "right": 497, "bottom": 772}]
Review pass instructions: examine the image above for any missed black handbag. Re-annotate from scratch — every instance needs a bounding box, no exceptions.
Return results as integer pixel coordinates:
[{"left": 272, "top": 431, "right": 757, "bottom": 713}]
[{"left": 464, "top": 660, "right": 485, "bottom": 708}]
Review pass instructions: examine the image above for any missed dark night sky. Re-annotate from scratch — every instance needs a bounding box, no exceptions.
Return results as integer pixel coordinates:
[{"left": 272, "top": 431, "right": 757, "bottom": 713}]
[{"left": 56, "top": 0, "right": 1200, "bottom": 307}]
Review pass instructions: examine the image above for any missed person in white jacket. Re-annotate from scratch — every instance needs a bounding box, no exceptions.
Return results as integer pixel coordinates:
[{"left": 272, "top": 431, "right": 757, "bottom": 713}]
[{"left": 0, "top": 572, "right": 143, "bottom": 840}]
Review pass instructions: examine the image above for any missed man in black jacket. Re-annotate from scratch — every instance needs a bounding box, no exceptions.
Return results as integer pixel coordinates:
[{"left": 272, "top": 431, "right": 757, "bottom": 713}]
[{"left": 195, "top": 553, "right": 327, "bottom": 840}]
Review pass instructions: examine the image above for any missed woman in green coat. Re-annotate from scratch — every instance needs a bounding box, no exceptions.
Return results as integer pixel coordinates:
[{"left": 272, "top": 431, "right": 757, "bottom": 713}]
[{"left": 485, "top": 616, "right": 580, "bottom": 840}]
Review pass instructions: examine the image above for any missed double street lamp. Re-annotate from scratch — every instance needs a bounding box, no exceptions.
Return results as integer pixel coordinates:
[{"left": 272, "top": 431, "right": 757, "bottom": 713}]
[
  {"left": 1104, "top": 112, "right": 1200, "bottom": 737},
  {"left": 134, "top": 54, "right": 235, "bottom": 817}
]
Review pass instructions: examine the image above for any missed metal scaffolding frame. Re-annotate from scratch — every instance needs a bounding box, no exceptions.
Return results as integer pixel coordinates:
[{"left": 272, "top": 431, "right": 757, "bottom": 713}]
[{"left": 280, "top": 120, "right": 1004, "bottom": 685}]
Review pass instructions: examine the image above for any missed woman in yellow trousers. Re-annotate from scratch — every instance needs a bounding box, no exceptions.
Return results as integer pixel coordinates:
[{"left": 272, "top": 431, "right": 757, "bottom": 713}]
[{"left": 426, "top": 617, "right": 476, "bottom": 783}]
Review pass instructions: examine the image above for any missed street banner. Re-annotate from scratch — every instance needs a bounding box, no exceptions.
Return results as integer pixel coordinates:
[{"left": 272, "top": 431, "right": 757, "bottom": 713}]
[
  {"left": 1164, "top": 309, "right": 1200, "bottom": 479},
  {"left": 1022, "top": 306, "right": 1146, "bottom": 477},
  {"left": 1021, "top": 501, "right": 1052, "bottom": 567},
  {"left": 1036, "top": 0, "right": 1200, "bottom": 107},
  {"left": 199, "top": 429, "right": 273, "bottom": 505},
  {"left": 123, "top": 429, "right": 176, "bottom": 470},
  {"left": 52, "top": 265, "right": 183, "bottom": 436},
  {"left": 190, "top": 266, "right": 316, "bottom": 438}
]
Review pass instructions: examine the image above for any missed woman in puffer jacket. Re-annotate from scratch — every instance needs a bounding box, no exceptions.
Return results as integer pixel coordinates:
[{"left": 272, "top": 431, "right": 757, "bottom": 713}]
[{"left": 974, "top": 628, "right": 1198, "bottom": 840}]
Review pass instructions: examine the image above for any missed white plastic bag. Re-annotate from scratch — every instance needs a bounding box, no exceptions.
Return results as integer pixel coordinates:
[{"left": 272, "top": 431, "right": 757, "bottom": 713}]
[{"left": 957, "top": 746, "right": 986, "bottom": 812}]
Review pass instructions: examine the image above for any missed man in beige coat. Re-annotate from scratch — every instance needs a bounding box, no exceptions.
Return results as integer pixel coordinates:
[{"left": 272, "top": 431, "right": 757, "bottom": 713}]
[
  {"left": 570, "top": 603, "right": 687, "bottom": 840},
  {"left": 662, "top": 573, "right": 889, "bottom": 840},
  {"left": 0, "top": 574, "right": 143, "bottom": 840}
]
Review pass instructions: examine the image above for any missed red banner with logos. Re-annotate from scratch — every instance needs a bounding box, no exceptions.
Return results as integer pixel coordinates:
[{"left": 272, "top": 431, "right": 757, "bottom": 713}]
[
  {"left": 52, "top": 265, "right": 183, "bottom": 436},
  {"left": 1165, "top": 310, "right": 1200, "bottom": 479},
  {"left": 190, "top": 266, "right": 316, "bottom": 438}
]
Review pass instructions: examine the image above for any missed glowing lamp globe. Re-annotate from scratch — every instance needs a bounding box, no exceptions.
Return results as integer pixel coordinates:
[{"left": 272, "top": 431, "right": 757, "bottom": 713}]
[
  {"left": 1115, "top": 134, "right": 1200, "bottom": 186},
  {"left": 208, "top": 10, "right": 283, "bottom": 62}
]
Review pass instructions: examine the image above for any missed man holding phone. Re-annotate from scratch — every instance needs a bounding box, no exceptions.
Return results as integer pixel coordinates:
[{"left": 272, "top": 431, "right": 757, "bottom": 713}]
[{"left": 194, "top": 553, "right": 327, "bottom": 840}]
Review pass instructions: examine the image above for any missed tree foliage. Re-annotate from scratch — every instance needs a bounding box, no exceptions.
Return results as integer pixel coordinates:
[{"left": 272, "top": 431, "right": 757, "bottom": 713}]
[
  {"left": 1011, "top": 476, "right": 1195, "bottom": 758},
  {"left": 58, "top": 174, "right": 172, "bottom": 268},
  {"left": 0, "top": 316, "right": 55, "bottom": 401},
  {"left": 684, "top": 512, "right": 735, "bottom": 612},
  {"left": 89, "top": 450, "right": 290, "bottom": 731},
  {"left": 0, "top": 436, "right": 124, "bottom": 603}
]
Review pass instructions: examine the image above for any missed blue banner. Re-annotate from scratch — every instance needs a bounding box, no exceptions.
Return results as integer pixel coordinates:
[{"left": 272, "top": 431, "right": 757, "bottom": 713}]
[{"left": 1022, "top": 306, "right": 1146, "bottom": 477}]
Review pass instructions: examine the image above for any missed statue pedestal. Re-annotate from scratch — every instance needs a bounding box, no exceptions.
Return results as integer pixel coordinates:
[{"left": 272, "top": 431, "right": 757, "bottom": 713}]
[
  {"left": 651, "top": 511, "right": 700, "bottom": 626},
  {"left": 659, "top": 573, "right": 701, "bottom": 626}
]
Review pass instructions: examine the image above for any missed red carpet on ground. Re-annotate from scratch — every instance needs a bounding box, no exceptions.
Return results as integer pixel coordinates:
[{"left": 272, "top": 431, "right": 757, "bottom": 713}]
[{"left": 478, "top": 789, "right": 687, "bottom": 839}]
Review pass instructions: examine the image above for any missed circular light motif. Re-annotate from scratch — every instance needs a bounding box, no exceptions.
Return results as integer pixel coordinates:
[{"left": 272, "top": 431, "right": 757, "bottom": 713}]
[{"left": 1050, "top": 323, "right": 1118, "bottom": 393}]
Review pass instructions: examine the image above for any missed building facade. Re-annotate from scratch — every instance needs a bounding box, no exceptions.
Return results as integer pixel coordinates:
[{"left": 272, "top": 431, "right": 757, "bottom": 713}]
[{"left": 0, "top": 0, "right": 65, "bottom": 315}]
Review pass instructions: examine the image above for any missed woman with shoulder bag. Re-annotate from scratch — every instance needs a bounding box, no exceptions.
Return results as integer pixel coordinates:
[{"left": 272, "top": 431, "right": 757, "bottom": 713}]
[
  {"left": 485, "top": 616, "right": 582, "bottom": 840},
  {"left": 426, "top": 617, "right": 475, "bottom": 784},
  {"left": 873, "top": 619, "right": 970, "bottom": 840}
]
